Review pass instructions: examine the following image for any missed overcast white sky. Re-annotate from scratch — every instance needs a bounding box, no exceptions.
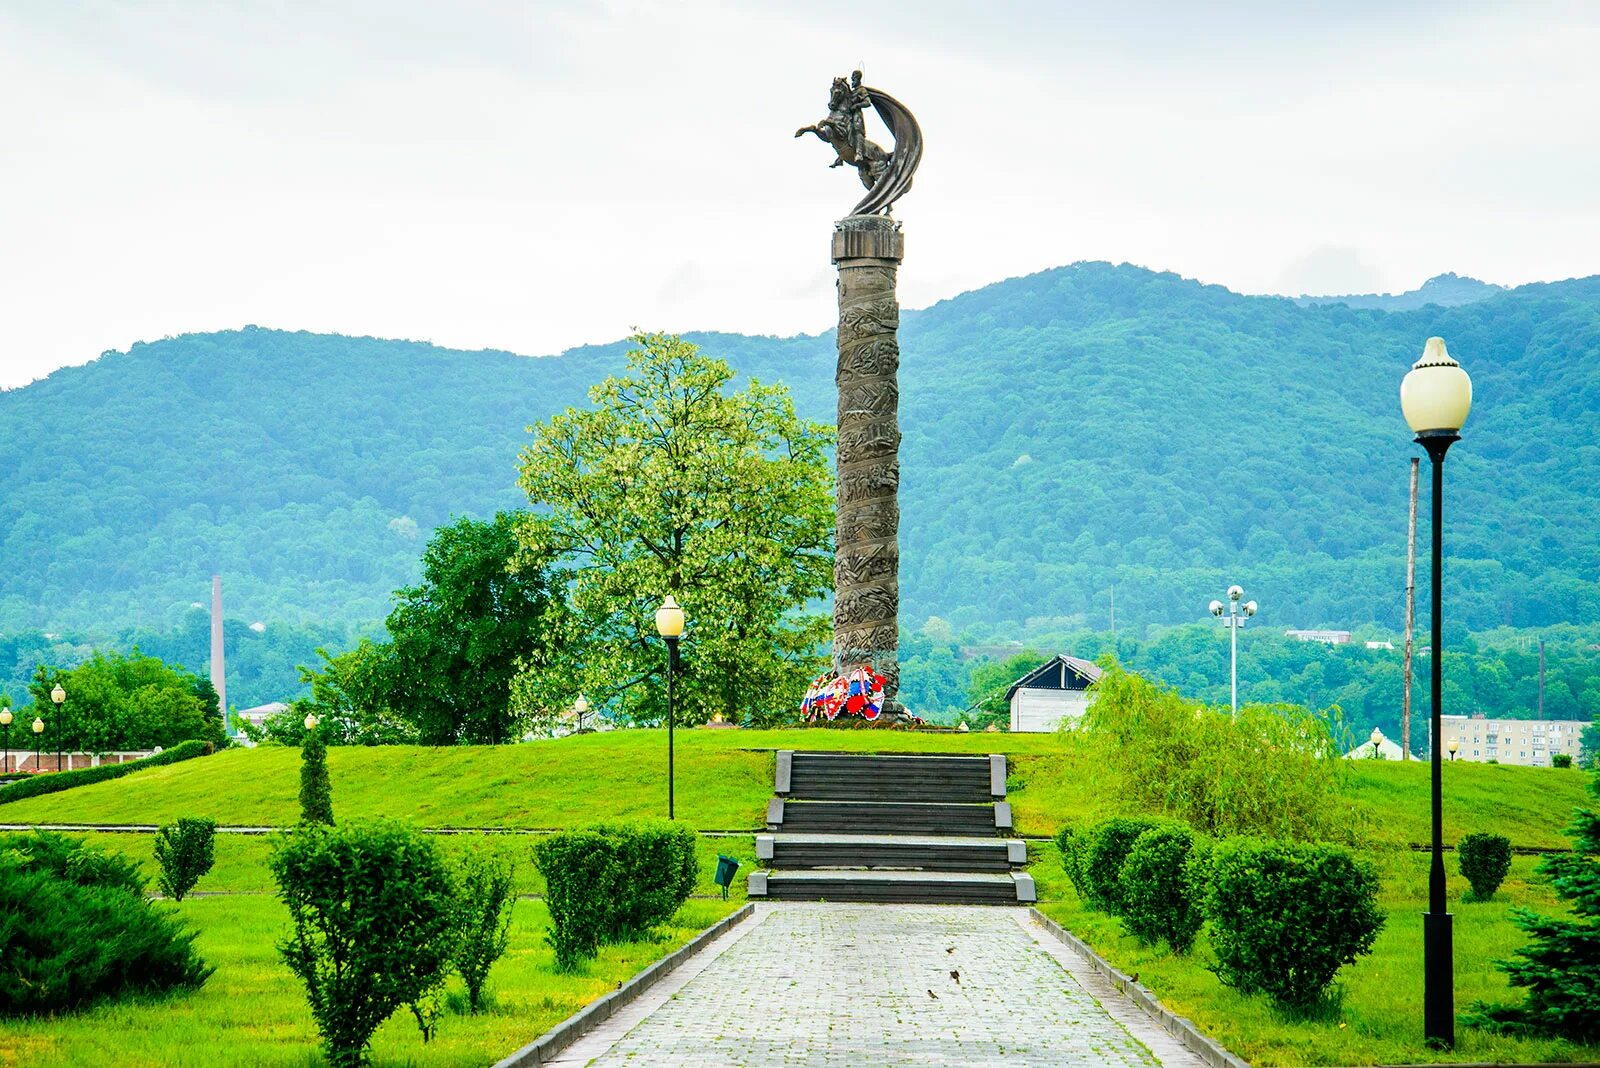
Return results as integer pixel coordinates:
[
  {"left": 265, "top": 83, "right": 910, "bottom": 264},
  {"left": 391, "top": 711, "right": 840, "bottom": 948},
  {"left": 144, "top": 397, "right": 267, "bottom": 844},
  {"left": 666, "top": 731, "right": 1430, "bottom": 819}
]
[{"left": 2, "top": 1, "right": 1598, "bottom": 388}]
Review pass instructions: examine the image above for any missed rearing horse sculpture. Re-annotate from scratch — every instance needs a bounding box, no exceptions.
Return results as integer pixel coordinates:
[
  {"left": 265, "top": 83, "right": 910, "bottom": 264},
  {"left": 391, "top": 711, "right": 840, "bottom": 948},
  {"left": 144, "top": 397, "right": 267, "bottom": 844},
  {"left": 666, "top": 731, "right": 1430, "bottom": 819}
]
[{"left": 795, "top": 70, "right": 922, "bottom": 216}]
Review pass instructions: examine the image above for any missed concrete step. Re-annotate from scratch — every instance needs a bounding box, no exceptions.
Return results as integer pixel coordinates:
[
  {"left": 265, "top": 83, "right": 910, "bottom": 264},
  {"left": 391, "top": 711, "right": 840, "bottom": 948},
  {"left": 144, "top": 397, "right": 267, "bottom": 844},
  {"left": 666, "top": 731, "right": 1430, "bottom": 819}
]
[
  {"left": 769, "top": 798, "right": 1011, "bottom": 837},
  {"left": 747, "top": 869, "right": 1036, "bottom": 905},
  {"left": 757, "top": 833, "right": 1026, "bottom": 872},
  {"left": 778, "top": 751, "right": 1005, "bottom": 803}
]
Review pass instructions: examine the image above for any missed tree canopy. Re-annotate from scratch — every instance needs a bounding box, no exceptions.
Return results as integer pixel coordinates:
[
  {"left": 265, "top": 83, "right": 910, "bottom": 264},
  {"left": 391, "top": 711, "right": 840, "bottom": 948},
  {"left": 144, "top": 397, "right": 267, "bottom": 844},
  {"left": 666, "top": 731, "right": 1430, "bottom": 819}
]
[
  {"left": 511, "top": 332, "right": 833, "bottom": 728},
  {"left": 29, "top": 652, "right": 225, "bottom": 751}
]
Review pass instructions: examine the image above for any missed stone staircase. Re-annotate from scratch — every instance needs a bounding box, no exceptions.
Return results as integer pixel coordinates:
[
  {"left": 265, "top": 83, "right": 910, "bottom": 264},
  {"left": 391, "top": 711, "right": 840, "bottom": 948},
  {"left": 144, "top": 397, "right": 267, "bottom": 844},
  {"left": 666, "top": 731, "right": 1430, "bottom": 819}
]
[{"left": 747, "top": 750, "right": 1035, "bottom": 905}]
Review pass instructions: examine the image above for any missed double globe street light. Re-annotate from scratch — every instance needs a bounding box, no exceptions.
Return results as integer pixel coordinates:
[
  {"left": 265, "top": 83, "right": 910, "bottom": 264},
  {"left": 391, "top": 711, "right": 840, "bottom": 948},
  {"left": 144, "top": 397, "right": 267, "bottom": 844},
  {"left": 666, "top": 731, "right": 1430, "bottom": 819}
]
[
  {"left": 1401, "top": 335, "right": 1472, "bottom": 1050},
  {"left": 1209, "top": 586, "right": 1257, "bottom": 715}
]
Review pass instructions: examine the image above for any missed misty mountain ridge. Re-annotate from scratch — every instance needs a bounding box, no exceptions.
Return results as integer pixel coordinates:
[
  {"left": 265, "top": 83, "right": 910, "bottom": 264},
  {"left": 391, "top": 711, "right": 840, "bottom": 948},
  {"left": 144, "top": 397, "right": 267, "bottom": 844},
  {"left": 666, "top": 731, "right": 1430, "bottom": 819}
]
[
  {"left": 1, "top": 260, "right": 1597, "bottom": 640},
  {"left": 1293, "top": 272, "right": 1506, "bottom": 311}
]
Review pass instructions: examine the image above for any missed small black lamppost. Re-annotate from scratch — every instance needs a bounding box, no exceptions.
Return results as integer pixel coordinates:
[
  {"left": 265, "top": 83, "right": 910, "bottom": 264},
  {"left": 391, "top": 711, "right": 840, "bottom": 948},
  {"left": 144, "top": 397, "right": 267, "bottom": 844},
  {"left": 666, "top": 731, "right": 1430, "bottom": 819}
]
[
  {"left": 1448, "top": 739, "right": 1459, "bottom": 763},
  {"left": 32, "top": 715, "right": 45, "bottom": 771},
  {"left": 51, "top": 684, "right": 66, "bottom": 771},
  {"left": 655, "top": 596, "right": 685, "bottom": 820},
  {"left": 1401, "top": 334, "right": 1473, "bottom": 1049},
  {"left": 1, "top": 707, "right": 12, "bottom": 775},
  {"left": 573, "top": 693, "right": 590, "bottom": 733},
  {"left": 1371, "top": 727, "right": 1384, "bottom": 759}
]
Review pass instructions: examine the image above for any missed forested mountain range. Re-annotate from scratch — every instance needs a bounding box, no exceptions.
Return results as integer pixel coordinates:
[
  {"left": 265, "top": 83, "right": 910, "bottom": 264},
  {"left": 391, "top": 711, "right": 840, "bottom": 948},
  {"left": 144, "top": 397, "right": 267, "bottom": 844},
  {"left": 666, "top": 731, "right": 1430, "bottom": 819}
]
[{"left": 2, "top": 262, "right": 1598, "bottom": 647}]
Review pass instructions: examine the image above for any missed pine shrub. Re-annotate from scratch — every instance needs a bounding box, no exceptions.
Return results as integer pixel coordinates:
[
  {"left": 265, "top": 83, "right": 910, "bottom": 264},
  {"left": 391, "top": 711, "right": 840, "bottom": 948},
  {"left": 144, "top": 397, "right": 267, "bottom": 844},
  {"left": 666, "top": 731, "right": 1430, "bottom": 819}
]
[
  {"left": 155, "top": 818, "right": 217, "bottom": 901},
  {"left": 1119, "top": 823, "right": 1206, "bottom": 953},
  {"left": 298, "top": 729, "right": 333, "bottom": 825},
  {"left": 271, "top": 821, "right": 457, "bottom": 1068},
  {"left": 0, "top": 833, "right": 211, "bottom": 1016},
  {"left": 1082, "top": 816, "right": 1160, "bottom": 915},
  {"left": 1457, "top": 832, "right": 1512, "bottom": 901},
  {"left": 534, "top": 821, "right": 698, "bottom": 971},
  {"left": 1202, "top": 838, "right": 1384, "bottom": 1011},
  {"left": 1469, "top": 768, "right": 1600, "bottom": 1042},
  {"left": 453, "top": 847, "right": 516, "bottom": 1013}
]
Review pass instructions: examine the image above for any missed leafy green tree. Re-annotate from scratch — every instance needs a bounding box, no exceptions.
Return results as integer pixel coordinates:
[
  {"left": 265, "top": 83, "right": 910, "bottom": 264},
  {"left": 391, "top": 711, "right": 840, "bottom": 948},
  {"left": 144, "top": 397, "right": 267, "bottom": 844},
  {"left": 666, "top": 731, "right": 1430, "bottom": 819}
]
[
  {"left": 288, "top": 642, "right": 413, "bottom": 746},
  {"left": 512, "top": 332, "right": 833, "bottom": 728},
  {"left": 382, "top": 513, "right": 559, "bottom": 745},
  {"left": 961, "top": 651, "right": 1048, "bottom": 729},
  {"left": 452, "top": 848, "right": 516, "bottom": 1013},
  {"left": 29, "top": 652, "right": 224, "bottom": 751}
]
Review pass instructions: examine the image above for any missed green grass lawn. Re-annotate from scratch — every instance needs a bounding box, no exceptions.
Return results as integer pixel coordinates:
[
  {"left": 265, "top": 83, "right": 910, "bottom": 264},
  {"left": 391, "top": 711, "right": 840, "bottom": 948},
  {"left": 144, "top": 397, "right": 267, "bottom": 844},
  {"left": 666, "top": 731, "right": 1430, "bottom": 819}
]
[
  {"left": 4, "top": 730, "right": 1595, "bottom": 1066},
  {"left": 0, "top": 894, "right": 741, "bottom": 1068},
  {"left": 1033, "top": 847, "right": 1592, "bottom": 1065},
  {"left": 2, "top": 730, "right": 1589, "bottom": 849}
]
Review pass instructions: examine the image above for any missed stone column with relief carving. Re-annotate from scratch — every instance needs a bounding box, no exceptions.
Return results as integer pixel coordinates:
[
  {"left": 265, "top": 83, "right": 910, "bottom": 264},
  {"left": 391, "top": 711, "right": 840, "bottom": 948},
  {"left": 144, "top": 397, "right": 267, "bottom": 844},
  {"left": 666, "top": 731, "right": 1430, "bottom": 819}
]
[{"left": 832, "top": 213, "right": 904, "bottom": 716}]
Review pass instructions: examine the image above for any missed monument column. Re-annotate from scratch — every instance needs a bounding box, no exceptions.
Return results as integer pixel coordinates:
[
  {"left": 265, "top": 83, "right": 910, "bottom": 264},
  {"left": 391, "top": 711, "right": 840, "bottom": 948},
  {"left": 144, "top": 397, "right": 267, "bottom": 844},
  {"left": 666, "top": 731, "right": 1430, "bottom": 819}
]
[{"left": 832, "top": 214, "right": 904, "bottom": 711}]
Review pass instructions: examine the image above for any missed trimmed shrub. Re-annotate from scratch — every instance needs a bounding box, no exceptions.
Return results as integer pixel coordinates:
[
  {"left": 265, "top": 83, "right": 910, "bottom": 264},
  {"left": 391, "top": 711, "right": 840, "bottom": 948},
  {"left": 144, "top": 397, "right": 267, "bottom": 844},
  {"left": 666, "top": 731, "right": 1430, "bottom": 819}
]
[
  {"left": 1054, "top": 825, "right": 1093, "bottom": 903},
  {"left": 453, "top": 847, "right": 516, "bottom": 1013},
  {"left": 1082, "top": 816, "right": 1160, "bottom": 915},
  {"left": 155, "top": 818, "right": 217, "bottom": 901},
  {"left": 271, "top": 821, "right": 457, "bottom": 1068},
  {"left": 1119, "top": 823, "right": 1206, "bottom": 953},
  {"left": 1458, "top": 832, "right": 1512, "bottom": 901},
  {"left": 0, "top": 833, "right": 212, "bottom": 1016},
  {"left": 534, "top": 821, "right": 699, "bottom": 971},
  {"left": 1552, "top": 753, "right": 1573, "bottom": 769},
  {"left": 1203, "top": 838, "right": 1384, "bottom": 1011},
  {"left": 298, "top": 730, "right": 333, "bottom": 825},
  {"left": 0, "top": 740, "right": 211, "bottom": 805}
]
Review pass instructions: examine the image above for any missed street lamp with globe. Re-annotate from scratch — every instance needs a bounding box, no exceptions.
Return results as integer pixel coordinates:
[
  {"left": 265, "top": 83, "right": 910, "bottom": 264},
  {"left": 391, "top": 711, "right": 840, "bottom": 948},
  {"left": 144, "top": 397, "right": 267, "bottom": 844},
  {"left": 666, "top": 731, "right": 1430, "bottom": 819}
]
[
  {"left": 655, "top": 596, "right": 685, "bottom": 820},
  {"left": 1401, "top": 335, "right": 1472, "bottom": 1050},
  {"left": 0, "top": 706, "right": 12, "bottom": 774},
  {"left": 50, "top": 684, "right": 65, "bottom": 771}
]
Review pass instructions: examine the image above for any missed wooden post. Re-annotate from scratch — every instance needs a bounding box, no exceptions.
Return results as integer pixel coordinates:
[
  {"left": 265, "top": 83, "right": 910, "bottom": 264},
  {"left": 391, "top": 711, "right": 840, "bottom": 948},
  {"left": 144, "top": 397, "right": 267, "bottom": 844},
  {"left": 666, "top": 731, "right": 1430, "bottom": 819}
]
[{"left": 1402, "top": 458, "right": 1419, "bottom": 761}]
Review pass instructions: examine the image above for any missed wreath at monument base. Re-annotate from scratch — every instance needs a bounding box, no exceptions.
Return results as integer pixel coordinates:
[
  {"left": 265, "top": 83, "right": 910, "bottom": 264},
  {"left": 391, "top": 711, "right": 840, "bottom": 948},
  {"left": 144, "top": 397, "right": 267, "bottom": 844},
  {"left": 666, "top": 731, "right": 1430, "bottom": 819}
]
[{"left": 800, "top": 663, "right": 928, "bottom": 726}]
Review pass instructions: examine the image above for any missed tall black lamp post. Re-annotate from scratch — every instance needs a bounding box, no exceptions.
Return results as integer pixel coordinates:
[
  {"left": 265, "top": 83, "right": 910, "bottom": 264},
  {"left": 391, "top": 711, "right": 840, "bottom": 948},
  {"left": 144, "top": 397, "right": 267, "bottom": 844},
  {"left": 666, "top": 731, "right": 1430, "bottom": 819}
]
[
  {"left": 51, "top": 684, "right": 66, "bottom": 772},
  {"left": 1, "top": 707, "right": 12, "bottom": 774},
  {"left": 1401, "top": 335, "right": 1473, "bottom": 1049},
  {"left": 655, "top": 596, "right": 685, "bottom": 820},
  {"left": 32, "top": 714, "right": 45, "bottom": 771}
]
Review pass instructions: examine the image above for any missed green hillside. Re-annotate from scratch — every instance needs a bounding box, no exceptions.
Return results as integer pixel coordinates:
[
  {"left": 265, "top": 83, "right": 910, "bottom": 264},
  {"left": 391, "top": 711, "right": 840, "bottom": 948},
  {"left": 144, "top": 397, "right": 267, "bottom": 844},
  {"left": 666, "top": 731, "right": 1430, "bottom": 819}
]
[
  {"left": 3, "top": 731, "right": 1588, "bottom": 849},
  {"left": 3, "top": 264, "right": 1599, "bottom": 639}
]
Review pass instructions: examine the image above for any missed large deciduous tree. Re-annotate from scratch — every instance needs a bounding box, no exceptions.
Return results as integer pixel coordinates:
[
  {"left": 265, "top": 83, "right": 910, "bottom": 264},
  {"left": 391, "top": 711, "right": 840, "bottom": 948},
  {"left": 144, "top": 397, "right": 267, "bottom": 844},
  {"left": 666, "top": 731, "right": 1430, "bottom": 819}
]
[
  {"left": 512, "top": 332, "right": 832, "bottom": 728},
  {"left": 30, "top": 652, "right": 224, "bottom": 751}
]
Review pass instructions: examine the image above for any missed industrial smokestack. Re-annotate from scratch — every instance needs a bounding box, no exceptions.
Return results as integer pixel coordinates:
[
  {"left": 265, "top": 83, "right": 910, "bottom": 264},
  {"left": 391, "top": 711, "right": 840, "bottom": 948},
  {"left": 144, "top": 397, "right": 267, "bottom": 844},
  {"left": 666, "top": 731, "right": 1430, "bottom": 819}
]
[{"left": 210, "top": 575, "right": 226, "bottom": 720}]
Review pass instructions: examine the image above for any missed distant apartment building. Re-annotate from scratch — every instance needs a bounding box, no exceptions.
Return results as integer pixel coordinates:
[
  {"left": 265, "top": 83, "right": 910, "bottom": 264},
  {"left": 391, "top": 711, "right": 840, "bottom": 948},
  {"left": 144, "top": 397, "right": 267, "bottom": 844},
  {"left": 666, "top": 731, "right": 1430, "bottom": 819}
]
[
  {"left": 1285, "top": 629, "right": 1353, "bottom": 646},
  {"left": 1440, "top": 713, "right": 1586, "bottom": 767}
]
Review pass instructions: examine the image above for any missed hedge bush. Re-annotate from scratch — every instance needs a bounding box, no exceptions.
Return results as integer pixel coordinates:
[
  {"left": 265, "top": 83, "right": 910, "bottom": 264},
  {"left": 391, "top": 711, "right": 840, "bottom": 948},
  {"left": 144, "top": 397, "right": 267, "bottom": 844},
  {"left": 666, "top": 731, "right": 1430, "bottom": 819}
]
[
  {"left": 453, "top": 847, "right": 516, "bottom": 1013},
  {"left": 155, "top": 818, "right": 217, "bottom": 901},
  {"left": 271, "top": 820, "right": 457, "bottom": 1068},
  {"left": 533, "top": 821, "right": 698, "bottom": 971},
  {"left": 1552, "top": 753, "right": 1573, "bottom": 769},
  {"left": 0, "top": 740, "right": 212, "bottom": 805},
  {"left": 1054, "top": 825, "right": 1093, "bottom": 903},
  {"left": 0, "top": 833, "right": 212, "bottom": 1016},
  {"left": 1458, "top": 832, "right": 1512, "bottom": 901},
  {"left": 1082, "top": 816, "right": 1161, "bottom": 915},
  {"left": 1203, "top": 838, "right": 1384, "bottom": 1011},
  {"left": 1119, "top": 823, "right": 1206, "bottom": 954}
]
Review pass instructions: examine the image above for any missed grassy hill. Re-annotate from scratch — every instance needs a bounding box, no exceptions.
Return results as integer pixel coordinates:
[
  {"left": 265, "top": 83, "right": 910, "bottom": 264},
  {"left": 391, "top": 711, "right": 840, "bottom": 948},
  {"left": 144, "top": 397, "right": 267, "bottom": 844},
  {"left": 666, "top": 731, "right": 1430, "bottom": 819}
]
[
  {"left": 3, "top": 264, "right": 1600, "bottom": 638},
  {"left": 4, "top": 730, "right": 1587, "bottom": 849}
]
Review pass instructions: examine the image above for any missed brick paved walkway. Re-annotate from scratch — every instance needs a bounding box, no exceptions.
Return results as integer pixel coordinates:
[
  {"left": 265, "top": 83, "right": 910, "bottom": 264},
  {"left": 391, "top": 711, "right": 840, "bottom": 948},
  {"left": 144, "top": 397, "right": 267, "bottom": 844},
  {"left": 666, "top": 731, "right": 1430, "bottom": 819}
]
[{"left": 560, "top": 904, "right": 1203, "bottom": 1067}]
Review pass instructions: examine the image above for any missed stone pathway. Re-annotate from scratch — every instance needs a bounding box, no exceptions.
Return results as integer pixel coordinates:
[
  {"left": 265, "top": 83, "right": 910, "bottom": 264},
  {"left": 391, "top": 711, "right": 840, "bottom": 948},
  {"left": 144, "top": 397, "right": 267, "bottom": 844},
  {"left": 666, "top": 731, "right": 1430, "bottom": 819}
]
[{"left": 553, "top": 904, "right": 1204, "bottom": 1067}]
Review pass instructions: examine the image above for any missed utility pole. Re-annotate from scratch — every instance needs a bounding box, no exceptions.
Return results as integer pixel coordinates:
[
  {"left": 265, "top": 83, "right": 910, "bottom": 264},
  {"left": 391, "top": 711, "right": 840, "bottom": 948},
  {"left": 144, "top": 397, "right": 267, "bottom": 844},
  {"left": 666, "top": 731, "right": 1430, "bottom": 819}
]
[{"left": 1403, "top": 458, "right": 1419, "bottom": 761}]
